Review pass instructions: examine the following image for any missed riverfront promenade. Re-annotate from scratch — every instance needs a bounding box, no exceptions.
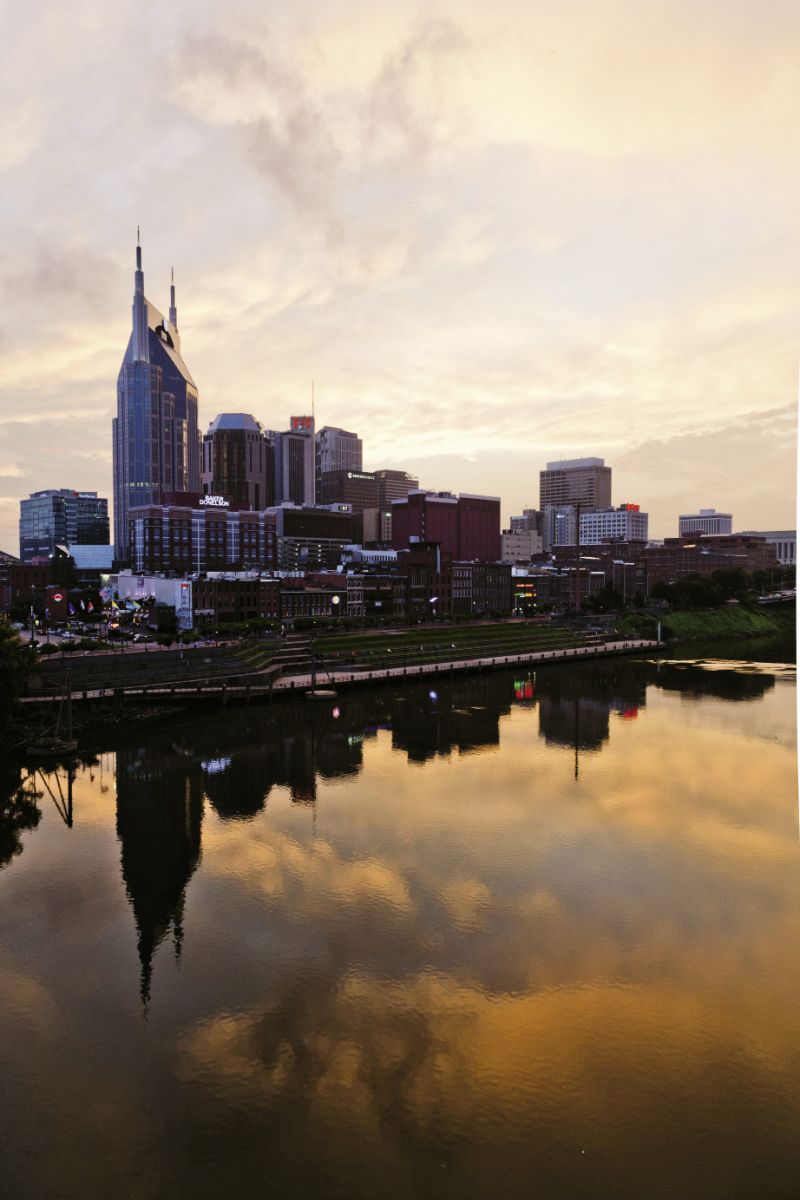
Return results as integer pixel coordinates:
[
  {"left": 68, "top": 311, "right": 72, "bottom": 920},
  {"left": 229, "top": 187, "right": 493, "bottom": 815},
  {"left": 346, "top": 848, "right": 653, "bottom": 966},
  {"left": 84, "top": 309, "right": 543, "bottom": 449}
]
[{"left": 22, "top": 638, "right": 661, "bottom": 708}]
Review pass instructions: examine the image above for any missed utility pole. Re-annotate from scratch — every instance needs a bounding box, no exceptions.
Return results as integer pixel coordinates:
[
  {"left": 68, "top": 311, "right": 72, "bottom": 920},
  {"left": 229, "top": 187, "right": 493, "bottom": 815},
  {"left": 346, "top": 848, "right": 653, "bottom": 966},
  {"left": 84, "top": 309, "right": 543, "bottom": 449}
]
[{"left": 574, "top": 501, "right": 582, "bottom": 614}]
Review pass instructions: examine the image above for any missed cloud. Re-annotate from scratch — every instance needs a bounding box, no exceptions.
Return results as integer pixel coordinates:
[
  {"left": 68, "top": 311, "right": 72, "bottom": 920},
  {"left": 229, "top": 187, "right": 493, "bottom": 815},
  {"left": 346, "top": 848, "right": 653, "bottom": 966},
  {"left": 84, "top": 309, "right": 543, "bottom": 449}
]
[{"left": 0, "top": 0, "right": 797, "bottom": 552}]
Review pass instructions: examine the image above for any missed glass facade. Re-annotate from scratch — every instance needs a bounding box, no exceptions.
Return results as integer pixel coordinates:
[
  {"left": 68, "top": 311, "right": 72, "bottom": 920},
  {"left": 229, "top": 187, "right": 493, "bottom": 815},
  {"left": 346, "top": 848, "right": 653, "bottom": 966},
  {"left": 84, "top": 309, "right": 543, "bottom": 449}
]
[
  {"left": 19, "top": 489, "right": 109, "bottom": 562},
  {"left": 113, "top": 245, "right": 200, "bottom": 559}
]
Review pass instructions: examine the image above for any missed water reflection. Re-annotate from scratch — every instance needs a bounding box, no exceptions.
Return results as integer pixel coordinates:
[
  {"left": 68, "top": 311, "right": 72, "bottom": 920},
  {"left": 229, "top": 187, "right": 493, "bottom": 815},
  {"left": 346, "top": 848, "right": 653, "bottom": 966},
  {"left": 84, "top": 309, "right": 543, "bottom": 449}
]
[
  {"left": 0, "top": 651, "right": 796, "bottom": 1199},
  {"left": 0, "top": 761, "right": 41, "bottom": 869},
  {"left": 116, "top": 749, "right": 204, "bottom": 1004}
]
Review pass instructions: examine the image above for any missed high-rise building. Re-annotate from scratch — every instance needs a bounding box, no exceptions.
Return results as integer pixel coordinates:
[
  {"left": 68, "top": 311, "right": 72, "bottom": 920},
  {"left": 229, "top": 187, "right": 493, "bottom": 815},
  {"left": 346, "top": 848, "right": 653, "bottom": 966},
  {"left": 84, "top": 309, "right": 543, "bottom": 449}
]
[
  {"left": 539, "top": 458, "right": 612, "bottom": 510},
  {"left": 679, "top": 508, "right": 732, "bottom": 536},
  {"left": 19, "top": 489, "right": 109, "bottom": 562},
  {"left": 318, "top": 469, "right": 378, "bottom": 513},
  {"left": 542, "top": 505, "right": 577, "bottom": 551},
  {"left": 273, "top": 416, "right": 315, "bottom": 507},
  {"left": 373, "top": 469, "right": 419, "bottom": 509},
  {"left": 113, "top": 239, "right": 200, "bottom": 558},
  {"left": 202, "top": 413, "right": 273, "bottom": 510},
  {"left": 315, "top": 427, "right": 362, "bottom": 500}
]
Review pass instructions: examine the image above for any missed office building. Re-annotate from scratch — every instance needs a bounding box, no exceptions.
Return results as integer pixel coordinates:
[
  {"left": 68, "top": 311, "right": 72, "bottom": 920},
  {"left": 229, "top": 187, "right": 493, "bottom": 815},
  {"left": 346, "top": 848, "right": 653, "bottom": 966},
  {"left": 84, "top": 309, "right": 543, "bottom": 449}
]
[
  {"left": 542, "top": 505, "right": 578, "bottom": 550},
  {"left": 128, "top": 495, "right": 276, "bottom": 575},
  {"left": 315, "top": 427, "right": 362, "bottom": 500},
  {"left": 679, "top": 509, "right": 733, "bottom": 536},
  {"left": 318, "top": 469, "right": 378, "bottom": 513},
  {"left": 737, "top": 530, "right": 796, "bottom": 566},
  {"left": 113, "top": 240, "right": 200, "bottom": 558},
  {"left": 269, "top": 503, "right": 355, "bottom": 570},
  {"left": 273, "top": 416, "right": 315, "bottom": 507},
  {"left": 539, "top": 457, "right": 612, "bottom": 510},
  {"left": 202, "top": 413, "right": 273, "bottom": 510},
  {"left": 374, "top": 469, "right": 419, "bottom": 509},
  {"left": 580, "top": 504, "right": 648, "bottom": 545},
  {"left": 19, "top": 489, "right": 109, "bottom": 562}
]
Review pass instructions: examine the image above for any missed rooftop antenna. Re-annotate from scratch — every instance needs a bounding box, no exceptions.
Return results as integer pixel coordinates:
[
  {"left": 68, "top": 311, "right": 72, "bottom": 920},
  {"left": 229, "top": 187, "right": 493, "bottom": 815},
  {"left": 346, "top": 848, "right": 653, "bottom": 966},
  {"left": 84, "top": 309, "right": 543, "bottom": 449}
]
[
  {"left": 169, "top": 266, "right": 177, "bottom": 329},
  {"left": 311, "top": 379, "right": 315, "bottom": 422}
]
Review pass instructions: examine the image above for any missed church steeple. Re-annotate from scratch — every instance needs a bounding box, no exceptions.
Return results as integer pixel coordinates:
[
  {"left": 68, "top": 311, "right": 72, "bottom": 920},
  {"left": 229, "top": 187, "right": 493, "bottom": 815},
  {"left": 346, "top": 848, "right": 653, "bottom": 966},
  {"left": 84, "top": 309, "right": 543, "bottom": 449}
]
[
  {"left": 169, "top": 266, "right": 178, "bottom": 330},
  {"left": 132, "top": 228, "right": 149, "bottom": 362}
]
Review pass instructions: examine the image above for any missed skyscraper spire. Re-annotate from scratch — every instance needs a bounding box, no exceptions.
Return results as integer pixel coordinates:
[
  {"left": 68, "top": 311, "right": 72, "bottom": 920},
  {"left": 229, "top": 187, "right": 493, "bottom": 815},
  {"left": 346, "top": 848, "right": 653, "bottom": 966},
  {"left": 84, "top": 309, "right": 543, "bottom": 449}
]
[
  {"left": 132, "top": 230, "right": 148, "bottom": 362},
  {"left": 169, "top": 266, "right": 177, "bottom": 329}
]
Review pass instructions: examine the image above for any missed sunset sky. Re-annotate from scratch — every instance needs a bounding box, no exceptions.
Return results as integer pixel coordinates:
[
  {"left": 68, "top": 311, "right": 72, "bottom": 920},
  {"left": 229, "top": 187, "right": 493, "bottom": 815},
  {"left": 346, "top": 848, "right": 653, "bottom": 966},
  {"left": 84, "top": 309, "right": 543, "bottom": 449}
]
[{"left": 0, "top": 0, "right": 797, "bottom": 552}]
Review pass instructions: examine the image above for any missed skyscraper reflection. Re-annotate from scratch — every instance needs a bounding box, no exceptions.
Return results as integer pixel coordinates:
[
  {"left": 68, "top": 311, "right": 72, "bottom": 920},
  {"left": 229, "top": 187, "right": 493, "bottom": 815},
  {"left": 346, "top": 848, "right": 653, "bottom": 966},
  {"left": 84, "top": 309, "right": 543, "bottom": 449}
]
[{"left": 115, "top": 748, "right": 204, "bottom": 1006}]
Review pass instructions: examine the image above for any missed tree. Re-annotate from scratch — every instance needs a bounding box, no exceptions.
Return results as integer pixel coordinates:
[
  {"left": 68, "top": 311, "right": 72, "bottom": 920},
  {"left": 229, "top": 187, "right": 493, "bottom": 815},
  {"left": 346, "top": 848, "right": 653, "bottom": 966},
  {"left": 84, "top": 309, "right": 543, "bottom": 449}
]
[{"left": 0, "top": 617, "right": 36, "bottom": 747}]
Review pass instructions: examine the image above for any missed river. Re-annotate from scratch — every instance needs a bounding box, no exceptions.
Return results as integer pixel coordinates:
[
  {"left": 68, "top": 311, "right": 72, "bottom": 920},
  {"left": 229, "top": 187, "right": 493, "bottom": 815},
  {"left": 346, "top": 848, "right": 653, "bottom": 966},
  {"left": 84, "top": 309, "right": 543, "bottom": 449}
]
[{"left": 1, "top": 643, "right": 797, "bottom": 1199}]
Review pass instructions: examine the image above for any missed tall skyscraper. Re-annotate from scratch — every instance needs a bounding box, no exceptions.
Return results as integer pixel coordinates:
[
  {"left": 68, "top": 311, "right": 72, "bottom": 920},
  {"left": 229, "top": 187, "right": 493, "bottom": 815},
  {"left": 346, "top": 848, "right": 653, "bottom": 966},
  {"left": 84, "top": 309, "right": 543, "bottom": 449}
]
[
  {"left": 315, "top": 427, "right": 362, "bottom": 500},
  {"left": 273, "top": 416, "right": 315, "bottom": 507},
  {"left": 539, "top": 458, "right": 612, "bottom": 509},
  {"left": 113, "top": 238, "right": 200, "bottom": 558},
  {"left": 202, "top": 413, "right": 273, "bottom": 510},
  {"left": 19, "top": 489, "right": 109, "bottom": 562}
]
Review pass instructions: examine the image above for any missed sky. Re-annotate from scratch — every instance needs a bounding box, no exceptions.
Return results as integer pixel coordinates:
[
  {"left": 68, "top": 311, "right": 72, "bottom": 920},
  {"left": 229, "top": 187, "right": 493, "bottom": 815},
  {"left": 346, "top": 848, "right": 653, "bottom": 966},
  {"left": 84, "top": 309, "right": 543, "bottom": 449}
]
[{"left": 0, "top": 0, "right": 797, "bottom": 552}]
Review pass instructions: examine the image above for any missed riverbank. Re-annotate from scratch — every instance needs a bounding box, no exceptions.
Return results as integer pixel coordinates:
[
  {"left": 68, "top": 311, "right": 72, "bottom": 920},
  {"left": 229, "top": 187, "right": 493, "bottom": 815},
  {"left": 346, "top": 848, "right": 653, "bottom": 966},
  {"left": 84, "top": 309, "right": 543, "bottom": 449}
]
[
  {"left": 8, "top": 637, "right": 660, "bottom": 750},
  {"left": 618, "top": 604, "right": 795, "bottom": 642}
]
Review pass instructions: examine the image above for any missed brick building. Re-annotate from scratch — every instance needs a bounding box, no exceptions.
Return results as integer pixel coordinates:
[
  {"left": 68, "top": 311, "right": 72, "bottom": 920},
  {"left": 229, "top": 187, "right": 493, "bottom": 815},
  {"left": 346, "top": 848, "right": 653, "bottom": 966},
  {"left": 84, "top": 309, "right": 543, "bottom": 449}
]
[
  {"left": 392, "top": 491, "right": 500, "bottom": 562},
  {"left": 452, "top": 562, "right": 513, "bottom": 616},
  {"left": 129, "top": 501, "right": 277, "bottom": 575}
]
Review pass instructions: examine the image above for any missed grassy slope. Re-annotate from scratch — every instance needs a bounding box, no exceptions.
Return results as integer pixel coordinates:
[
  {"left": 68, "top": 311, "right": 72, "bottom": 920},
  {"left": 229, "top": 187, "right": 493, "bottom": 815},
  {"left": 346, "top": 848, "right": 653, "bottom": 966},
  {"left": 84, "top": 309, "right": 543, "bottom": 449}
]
[{"left": 618, "top": 605, "right": 795, "bottom": 641}]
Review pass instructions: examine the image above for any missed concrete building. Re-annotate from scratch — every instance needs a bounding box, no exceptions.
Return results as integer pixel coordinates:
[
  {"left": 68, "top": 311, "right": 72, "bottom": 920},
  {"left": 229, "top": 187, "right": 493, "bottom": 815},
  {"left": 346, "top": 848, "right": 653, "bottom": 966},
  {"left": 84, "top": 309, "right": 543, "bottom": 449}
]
[
  {"left": 269, "top": 504, "right": 355, "bottom": 570},
  {"left": 113, "top": 240, "right": 200, "bottom": 558},
  {"left": 19, "top": 489, "right": 109, "bottom": 562},
  {"left": 509, "top": 508, "right": 543, "bottom": 535},
  {"left": 679, "top": 508, "right": 733, "bottom": 536},
  {"left": 315, "top": 427, "right": 362, "bottom": 499},
  {"left": 273, "top": 416, "right": 315, "bottom": 507},
  {"left": 539, "top": 457, "right": 612, "bottom": 510},
  {"left": 737, "top": 530, "right": 796, "bottom": 566},
  {"left": 361, "top": 508, "right": 392, "bottom": 545},
  {"left": 373, "top": 469, "right": 419, "bottom": 509},
  {"left": 202, "top": 413, "right": 273, "bottom": 510},
  {"left": 542, "top": 505, "right": 578, "bottom": 551},
  {"left": 501, "top": 530, "right": 543, "bottom": 563},
  {"left": 580, "top": 504, "right": 648, "bottom": 545}
]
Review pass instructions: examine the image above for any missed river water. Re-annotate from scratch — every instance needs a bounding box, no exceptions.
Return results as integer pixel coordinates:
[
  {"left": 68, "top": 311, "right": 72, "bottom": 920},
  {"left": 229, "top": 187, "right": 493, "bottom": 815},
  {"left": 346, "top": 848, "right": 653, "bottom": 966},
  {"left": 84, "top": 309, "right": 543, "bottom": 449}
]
[{"left": 1, "top": 646, "right": 797, "bottom": 1200}]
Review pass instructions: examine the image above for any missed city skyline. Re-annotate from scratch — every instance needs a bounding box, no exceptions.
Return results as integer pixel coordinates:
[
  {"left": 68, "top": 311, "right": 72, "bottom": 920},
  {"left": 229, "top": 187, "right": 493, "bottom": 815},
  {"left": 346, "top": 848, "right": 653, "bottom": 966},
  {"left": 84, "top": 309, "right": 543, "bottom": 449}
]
[{"left": 1, "top": 0, "right": 797, "bottom": 553}]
